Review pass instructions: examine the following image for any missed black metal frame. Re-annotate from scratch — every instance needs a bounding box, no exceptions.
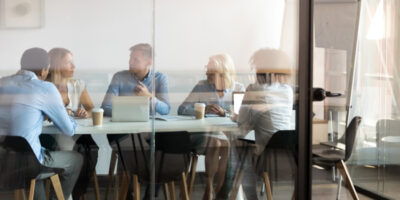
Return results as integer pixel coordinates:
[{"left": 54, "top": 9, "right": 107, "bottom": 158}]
[{"left": 297, "top": 0, "right": 313, "bottom": 199}]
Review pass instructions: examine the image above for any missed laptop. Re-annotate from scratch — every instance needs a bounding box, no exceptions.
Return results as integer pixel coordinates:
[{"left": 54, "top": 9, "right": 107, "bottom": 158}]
[
  {"left": 232, "top": 92, "right": 245, "bottom": 115},
  {"left": 112, "top": 96, "right": 150, "bottom": 122}
]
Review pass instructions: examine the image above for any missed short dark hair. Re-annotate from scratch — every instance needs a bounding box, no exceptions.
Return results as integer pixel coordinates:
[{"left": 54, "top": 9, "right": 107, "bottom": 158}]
[
  {"left": 129, "top": 43, "right": 152, "bottom": 59},
  {"left": 20, "top": 47, "right": 49, "bottom": 75}
]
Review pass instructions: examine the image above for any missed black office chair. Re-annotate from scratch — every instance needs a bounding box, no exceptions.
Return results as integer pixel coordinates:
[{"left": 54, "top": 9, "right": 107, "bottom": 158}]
[
  {"left": 123, "top": 132, "right": 192, "bottom": 200},
  {"left": 106, "top": 132, "right": 193, "bottom": 200},
  {"left": 105, "top": 134, "right": 129, "bottom": 200},
  {"left": 0, "top": 135, "right": 65, "bottom": 200},
  {"left": 72, "top": 135, "right": 100, "bottom": 200},
  {"left": 312, "top": 116, "right": 362, "bottom": 200},
  {"left": 231, "top": 130, "right": 297, "bottom": 200}
]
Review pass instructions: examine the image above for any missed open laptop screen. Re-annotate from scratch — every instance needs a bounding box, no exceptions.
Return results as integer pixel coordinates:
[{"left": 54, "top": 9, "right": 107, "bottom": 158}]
[{"left": 232, "top": 92, "right": 245, "bottom": 115}]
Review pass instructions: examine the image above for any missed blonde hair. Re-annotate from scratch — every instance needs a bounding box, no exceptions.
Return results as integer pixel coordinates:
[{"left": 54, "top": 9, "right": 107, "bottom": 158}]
[
  {"left": 48, "top": 48, "right": 72, "bottom": 84},
  {"left": 208, "top": 53, "right": 236, "bottom": 89},
  {"left": 249, "top": 48, "right": 292, "bottom": 84}
]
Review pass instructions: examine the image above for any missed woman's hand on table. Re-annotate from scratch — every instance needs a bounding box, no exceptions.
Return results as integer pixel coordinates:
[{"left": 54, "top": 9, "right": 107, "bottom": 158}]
[
  {"left": 74, "top": 108, "right": 89, "bottom": 118},
  {"left": 206, "top": 104, "right": 225, "bottom": 117}
]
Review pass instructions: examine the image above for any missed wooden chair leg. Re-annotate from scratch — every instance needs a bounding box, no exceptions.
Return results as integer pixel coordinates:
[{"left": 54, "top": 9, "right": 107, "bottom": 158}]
[
  {"left": 163, "top": 183, "right": 170, "bottom": 200},
  {"left": 50, "top": 174, "right": 65, "bottom": 200},
  {"left": 133, "top": 174, "right": 140, "bottom": 200},
  {"left": 14, "top": 189, "right": 26, "bottom": 200},
  {"left": 229, "top": 169, "right": 244, "bottom": 200},
  {"left": 113, "top": 174, "right": 120, "bottom": 200},
  {"left": 119, "top": 171, "right": 131, "bottom": 200},
  {"left": 105, "top": 152, "right": 118, "bottom": 200},
  {"left": 180, "top": 173, "right": 189, "bottom": 200},
  {"left": 28, "top": 179, "right": 36, "bottom": 200},
  {"left": 263, "top": 172, "right": 273, "bottom": 200},
  {"left": 168, "top": 181, "right": 176, "bottom": 200},
  {"left": 336, "top": 160, "right": 359, "bottom": 200},
  {"left": 93, "top": 170, "right": 101, "bottom": 200},
  {"left": 188, "top": 155, "right": 198, "bottom": 196},
  {"left": 45, "top": 179, "right": 51, "bottom": 200}
]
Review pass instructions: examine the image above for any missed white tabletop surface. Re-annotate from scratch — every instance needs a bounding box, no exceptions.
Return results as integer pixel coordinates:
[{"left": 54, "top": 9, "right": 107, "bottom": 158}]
[{"left": 42, "top": 116, "right": 239, "bottom": 134}]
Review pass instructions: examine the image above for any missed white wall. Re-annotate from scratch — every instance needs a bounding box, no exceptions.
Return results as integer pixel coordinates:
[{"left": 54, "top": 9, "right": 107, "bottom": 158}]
[
  {"left": 0, "top": 0, "right": 285, "bottom": 72},
  {"left": 0, "top": 0, "right": 287, "bottom": 111}
]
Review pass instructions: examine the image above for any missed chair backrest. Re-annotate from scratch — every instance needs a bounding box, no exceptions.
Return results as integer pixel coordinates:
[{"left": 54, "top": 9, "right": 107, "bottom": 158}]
[
  {"left": 265, "top": 130, "right": 297, "bottom": 150},
  {"left": 155, "top": 131, "right": 192, "bottom": 154},
  {"left": 0, "top": 135, "right": 42, "bottom": 190},
  {"left": 344, "top": 116, "right": 362, "bottom": 161}
]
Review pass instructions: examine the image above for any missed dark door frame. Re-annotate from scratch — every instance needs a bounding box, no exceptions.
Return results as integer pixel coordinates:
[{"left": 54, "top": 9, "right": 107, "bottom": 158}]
[{"left": 297, "top": 0, "right": 313, "bottom": 199}]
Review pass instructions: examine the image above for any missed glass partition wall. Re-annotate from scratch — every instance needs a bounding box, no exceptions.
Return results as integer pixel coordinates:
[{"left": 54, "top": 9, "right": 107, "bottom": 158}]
[
  {"left": 0, "top": 0, "right": 306, "bottom": 200},
  {"left": 153, "top": 1, "right": 299, "bottom": 199}
]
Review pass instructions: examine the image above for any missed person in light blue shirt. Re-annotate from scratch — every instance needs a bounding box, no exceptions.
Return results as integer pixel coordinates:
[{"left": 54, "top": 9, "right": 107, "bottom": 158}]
[
  {"left": 101, "top": 43, "right": 170, "bottom": 116},
  {"left": 0, "top": 48, "right": 83, "bottom": 200}
]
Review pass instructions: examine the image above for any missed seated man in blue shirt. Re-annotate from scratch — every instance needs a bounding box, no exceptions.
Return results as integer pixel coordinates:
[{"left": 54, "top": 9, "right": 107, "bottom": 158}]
[
  {"left": 101, "top": 43, "right": 170, "bottom": 116},
  {"left": 0, "top": 48, "right": 83, "bottom": 200}
]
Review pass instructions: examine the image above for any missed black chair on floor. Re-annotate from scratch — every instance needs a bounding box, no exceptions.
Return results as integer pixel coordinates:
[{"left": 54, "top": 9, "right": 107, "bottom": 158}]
[
  {"left": 231, "top": 130, "right": 297, "bottom": 200},
  {"left": 312, "top": 116, "right": 362, "bottom": 200},
  {"left": 72, "top": 135, "right": 100, "bottom": 200},
  {"left": 0, "top": 135, "right": 65, "bottom": 200},
  {"left": 106, "top": 132, "right": 193, "bottom": 200},
  {"left": 105, "top": 134, "right": 129, "bottom": 200}
]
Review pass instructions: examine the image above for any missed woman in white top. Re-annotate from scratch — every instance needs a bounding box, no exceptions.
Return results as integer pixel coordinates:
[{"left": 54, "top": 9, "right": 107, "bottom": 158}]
[
  {"left": 47, "top": 48, "right": 97, "bottom": 199},
  {"left": 232, "top": 49, "right": 294, "bottom": 200},
  {"left": 47, "top": 48, "right": 94, "bottom": 118}
]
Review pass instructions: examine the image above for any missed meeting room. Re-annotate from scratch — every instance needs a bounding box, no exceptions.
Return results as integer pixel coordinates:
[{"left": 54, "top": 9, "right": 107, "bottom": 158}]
[{"left": 1, "top": 0, "right": 400, "bottom": 200}]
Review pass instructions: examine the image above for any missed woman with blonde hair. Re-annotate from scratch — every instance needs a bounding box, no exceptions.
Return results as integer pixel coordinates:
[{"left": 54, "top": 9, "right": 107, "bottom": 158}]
[
  {"left": 178, "top": 53, "right": 245, "bottom": 200},
  {"left": 47, "top": 48, "right": 94, "bottom": 117},
  {"left": 46, "top": 47, "right": 97, "bottom": 199}
]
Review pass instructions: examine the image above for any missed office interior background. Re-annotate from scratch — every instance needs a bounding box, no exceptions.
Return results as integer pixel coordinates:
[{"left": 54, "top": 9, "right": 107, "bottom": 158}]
[{"left": 0, "top": 0, "right": 399, "bottom": 199}]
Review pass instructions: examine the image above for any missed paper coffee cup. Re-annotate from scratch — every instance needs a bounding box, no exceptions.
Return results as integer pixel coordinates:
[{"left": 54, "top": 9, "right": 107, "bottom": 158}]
[
  {"left": 194, "top": 103, "right": 206, "bottom": 119},
  {"left": 92, "top": 108, "right": 104, "bottom": 127}
]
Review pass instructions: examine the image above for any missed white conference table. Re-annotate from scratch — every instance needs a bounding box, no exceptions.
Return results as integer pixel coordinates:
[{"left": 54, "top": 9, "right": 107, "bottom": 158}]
[{"left": 42, "top": 116, "right": 239, "bottom": 134}]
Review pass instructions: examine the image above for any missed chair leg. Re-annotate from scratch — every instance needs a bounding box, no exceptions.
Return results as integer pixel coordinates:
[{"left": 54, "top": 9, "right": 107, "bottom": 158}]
[
  {"left": 105, "top": 152, "right": 118, "bottom": 200},
  {"left": 336, "top": 160, "right": 359, "bottom": 200},
  {"left": 180, "top": 173, "right": 190, "bottom": 200},
  {"left": 260, "top": 183, "right": 265, "bottom": 196},
  {"left": 229, "top": 169, "right": 244, "bottom": 200},
  {"left": 50, "top": 174, "right": 65, "bottom": 200},
  {"left": 14, "top": 189, "right": 26, "bottom": 200},
  {"left": 332, "top": 166, "right": 337, "bottom": 182},
  {"left": 119, "top": 171, "right": 131, "bottom": 200},
  {"left": 263, "top": 172, "right": 273, "bottom": 200},
  {"left": 28, "top": 179, "right": 36, "bottom": 200},
  {"left": 45, "top": 179, "right": 51, "bottom": 200},
  {"left": 163, "top": 183, "right": 170, "bottom": 200},
  {"left": 168, "top": 181, "right": 176, "bottom": 200},
  {"left": 188, "top": 154, "right": 198, "bottom": 196},
  {"left": 133, "top": 174, "right": 140, "bottom": 200},
  {"left": 337, "top": 175, "right": 343, "bottom": 200},
  {"left": 113, "top": 174, "right": 120, "bottom": 200},
  {"left": 93, "top": 170, "right": 101, "bottom": 200}
]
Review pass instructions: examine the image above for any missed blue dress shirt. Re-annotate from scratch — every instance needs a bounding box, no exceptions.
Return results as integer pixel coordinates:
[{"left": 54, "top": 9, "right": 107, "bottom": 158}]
[
  {"left": 0, "top": 70, "right": 77, "bottom": 163},
  {"left": 101, "top": 70, "right": 170, "bottom": 116}
]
